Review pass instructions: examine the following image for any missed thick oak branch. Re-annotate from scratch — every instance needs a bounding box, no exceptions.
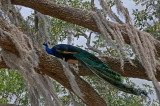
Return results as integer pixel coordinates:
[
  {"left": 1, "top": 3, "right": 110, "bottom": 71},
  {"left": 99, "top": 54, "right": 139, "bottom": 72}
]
[
  {"left": 36, "top": 50, "right": 107, "bottom": 106},
  {"left": 100, "top": 56, "right": 160, "bottom": 81},
  {"left": 11, "top": 0, "right": 97, "bottom": 32}
]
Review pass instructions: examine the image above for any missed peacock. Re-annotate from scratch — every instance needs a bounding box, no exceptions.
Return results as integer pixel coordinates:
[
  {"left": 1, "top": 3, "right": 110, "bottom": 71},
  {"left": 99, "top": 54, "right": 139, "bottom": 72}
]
[{"left": 43, "top": 43, "right": 148, "bottom": 97}]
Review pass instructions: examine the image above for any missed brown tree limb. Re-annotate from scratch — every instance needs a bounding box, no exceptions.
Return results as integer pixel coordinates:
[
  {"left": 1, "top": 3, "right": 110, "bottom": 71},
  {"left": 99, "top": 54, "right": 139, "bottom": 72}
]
[
  {"left": 36, "top": 51, "right": 107, "bottom": 106},
  {"left": 11, "top": 0, "right": 98, "bottom": 32},
  {"left": 100, "top": 56, "right": 160, "bottom": 81},
  {"left": 1, "top": 49, "right": 159, "bottom": 82},
  {"left": 11, "top": 0, "right": 160, "bottom": 57}
]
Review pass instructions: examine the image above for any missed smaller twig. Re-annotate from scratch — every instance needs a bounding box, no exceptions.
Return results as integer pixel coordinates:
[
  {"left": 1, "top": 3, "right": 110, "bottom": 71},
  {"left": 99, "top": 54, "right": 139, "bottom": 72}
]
[
  {"left": 99, "top": 0, "right": 123, "bottom": 24},
  {"left": 69, "top": 91, "right": 78, "bottom": 106},
  {"left": 76, "top": 29, "right": 103, "bottom": 55},
  {"left": 91, "top": 0, "right": 95, "bottom": 11},
  {"left": 115, "top": 0, "right": 131, "bottom": 24},
  {"left": 34, "top": 10, "right": 39, "bottom": 32}
]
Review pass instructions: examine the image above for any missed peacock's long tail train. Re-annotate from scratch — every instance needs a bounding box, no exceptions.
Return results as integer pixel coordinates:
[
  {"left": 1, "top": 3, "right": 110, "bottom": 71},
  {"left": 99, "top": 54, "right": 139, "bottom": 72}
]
[
  {"left": 75, "top": 53, "right": 148, "bottom": 97},
  {"left": 92, "top": 68, "right": 148, "bottom": 97}
]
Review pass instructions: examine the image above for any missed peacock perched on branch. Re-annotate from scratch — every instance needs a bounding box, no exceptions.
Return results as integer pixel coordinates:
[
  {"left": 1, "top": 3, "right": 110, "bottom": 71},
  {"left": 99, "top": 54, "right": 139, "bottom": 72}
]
[{"left": 43, "top": 43, "right": 148, "bottom": 97}]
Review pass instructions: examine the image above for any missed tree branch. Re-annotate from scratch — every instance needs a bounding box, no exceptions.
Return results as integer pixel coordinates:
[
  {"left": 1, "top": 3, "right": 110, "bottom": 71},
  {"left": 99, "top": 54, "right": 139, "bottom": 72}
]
[
  {"left": 99, "top": 56, "right": 160, "bottom": 81},
  {"left": 11, "top": 0, "right": 160, "bottom": 57},
  {"left": 73, "top": 30, "right": 103, "bottom": 55}
]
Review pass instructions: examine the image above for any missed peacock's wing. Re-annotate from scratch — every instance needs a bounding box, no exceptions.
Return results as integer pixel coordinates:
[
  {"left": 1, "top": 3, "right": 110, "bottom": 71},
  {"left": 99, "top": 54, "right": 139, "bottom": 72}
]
[
  {"left": 54, "top": 44, "right": 81, "bottom": 54},
  {"left": 74, "top": 51, "right": 122, "bottom": 82},
  {"left": 75, "top": 49, "right": 122, "bottom": 80},
  {"left": 54, "top": 44, "right": 105, "bottom": 63},
  {"left": 53, "top": 44, "right": 81, "bottom": 61}
]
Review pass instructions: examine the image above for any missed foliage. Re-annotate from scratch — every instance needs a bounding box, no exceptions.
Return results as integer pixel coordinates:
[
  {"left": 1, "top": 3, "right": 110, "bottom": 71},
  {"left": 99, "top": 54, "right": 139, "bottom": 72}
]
[
  {"left": 51, "top": 0, "right": 91, "bottom": 11},
  {"left": 132, "top": 0, "right": 160, "bottom": 40},
  {"left": 0, "top": 69, "right": 29, "bottom": 105}
]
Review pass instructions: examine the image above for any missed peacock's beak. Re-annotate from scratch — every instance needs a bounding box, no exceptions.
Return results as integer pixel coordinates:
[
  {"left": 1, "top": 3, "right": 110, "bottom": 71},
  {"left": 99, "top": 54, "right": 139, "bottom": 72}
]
[{"left": 43, "top": 43, "right": 47, "bottom": 46}]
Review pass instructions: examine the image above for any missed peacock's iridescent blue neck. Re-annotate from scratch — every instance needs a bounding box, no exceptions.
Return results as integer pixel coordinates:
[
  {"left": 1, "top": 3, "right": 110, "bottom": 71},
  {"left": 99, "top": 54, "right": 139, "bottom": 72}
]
[{"left": 45, "top": 45, "right": 55, "bottom": 55}]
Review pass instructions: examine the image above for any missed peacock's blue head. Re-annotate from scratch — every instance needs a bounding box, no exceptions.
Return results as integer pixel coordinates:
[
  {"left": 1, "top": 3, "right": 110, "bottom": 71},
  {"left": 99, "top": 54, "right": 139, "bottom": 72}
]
[
  {"left": 43, "top": 41, "right": 51, "bottom": 46},
  {"left": 43, "top": 42, "right": 55, "bottom": 55}
]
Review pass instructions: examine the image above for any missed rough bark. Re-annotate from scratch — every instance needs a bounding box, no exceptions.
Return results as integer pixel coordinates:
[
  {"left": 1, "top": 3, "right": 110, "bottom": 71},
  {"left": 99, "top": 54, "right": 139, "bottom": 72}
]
[
  {"left": 36, "top": 50, "right": 107, "bottom": 106},
  {"left": 11, "top": 0, "right": 160, "bottom": 57}
]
